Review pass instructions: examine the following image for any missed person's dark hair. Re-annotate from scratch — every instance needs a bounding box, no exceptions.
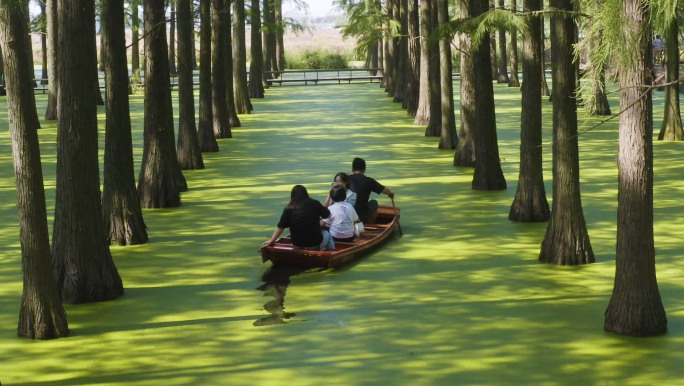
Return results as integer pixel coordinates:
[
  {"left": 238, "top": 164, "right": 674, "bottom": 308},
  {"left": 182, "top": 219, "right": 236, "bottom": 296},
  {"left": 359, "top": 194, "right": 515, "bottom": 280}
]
[
  {"left": 656, "top": 34, "right": 661, "bottom": 39},
  {"left": 330, "top": 185, "right": 347, "bottom": 203},
  {"left": 352, "top": 157, "right": 366, "bottom": 172},
  {"left": 286, "top": 185, "right": 309, "bottom": 209},
  {"left": 334, "top": 172, "right": 350, "bottom": 188}
]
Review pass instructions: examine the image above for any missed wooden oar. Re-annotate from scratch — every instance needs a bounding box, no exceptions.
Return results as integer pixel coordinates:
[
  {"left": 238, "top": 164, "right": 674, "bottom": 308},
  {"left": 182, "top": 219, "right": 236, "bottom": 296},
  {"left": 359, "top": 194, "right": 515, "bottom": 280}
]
[{"left": 390, "top": 196, "right": 403, "bottom": 236}]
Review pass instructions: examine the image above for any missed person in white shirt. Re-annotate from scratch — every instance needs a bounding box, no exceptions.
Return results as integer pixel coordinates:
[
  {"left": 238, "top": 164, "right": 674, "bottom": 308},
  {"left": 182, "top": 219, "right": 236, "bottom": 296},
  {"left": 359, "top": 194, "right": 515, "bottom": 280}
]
[
  {"left": 322, "top": 185, "right": 360, "bottom": 242},
  {"left": 323, "top": 172, "right": 357, "bottom": 207}
]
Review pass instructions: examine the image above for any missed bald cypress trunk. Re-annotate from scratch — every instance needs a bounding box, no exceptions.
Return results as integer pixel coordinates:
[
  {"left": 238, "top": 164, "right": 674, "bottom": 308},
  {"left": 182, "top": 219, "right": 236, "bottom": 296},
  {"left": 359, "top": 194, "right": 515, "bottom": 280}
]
[
  {"left": 508, "top": 0, "right": 549, "bottom": 221},
  {"left": 604, "top": 0, "right": 667, "bottom": 337},
  {"left": 437, "top": 0, "right": 457, "bottom": 150},
  {"left": 0, "top": 0, "right": 69, "bottom": 339},
  {"left": 224, "top": 1, "right": 241, "bottom": 127},
  {"left": 539, "top": 0, "right": 593, "bottom": 265},
  {"left": 471, "top": 0, "right": 506, "bottom": 190},
  {"left": 249, "top": 0, "right": 265, "bottom": 98},
  {"left": 102, "top": 0, "right": 149, "bottom": 245},
  {"left": 658, "top": 16, "right": 683, "bottom": 141},
  {"left": 405, "top": 0, "right": 419, "bottom": 115},
  {"left": 414, "top": 0, "right": 433, "bottom": 126},
  {"left": 393, "top": 0, "right": 407, "bottom": 105},
  {"left": 211, "top": 0, "right": 231, "bottom": 138},
  {"left": 137, "top": 0, "right": 187, "bottom": 207},
  {"left": 508, "top": 0, "right": 520, "bottom": 87},
  {"left": 44, "top": 0, "right": 57, "bottom": 120},
  {"left": 233, "top": 0, "right": 253, "bottom": 114},
  {"left": 176, "top": 0, "right": 205, "bottom": 169},
  {"left": 454, "top": 0, "right": 475, "bottom": 166},
  {"left": 197, "top": 0, "right": 218, "bottom": 152},
  {"left": 52, "top": 0, "right": 123, "bottom": 303},
  {"left": 168, "top": 4, "right": 177, "bottom": 75}
]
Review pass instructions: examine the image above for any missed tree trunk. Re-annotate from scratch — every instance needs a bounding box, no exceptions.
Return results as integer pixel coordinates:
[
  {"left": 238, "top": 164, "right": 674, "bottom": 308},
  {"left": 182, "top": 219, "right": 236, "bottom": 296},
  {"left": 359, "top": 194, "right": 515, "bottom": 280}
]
[
  {"left": 263, "top": 0, "right": 276, "bottom": 79},
  {"left": 225, "top": 0, "right": 241, "bottom": 127},
  {"left": 507, "top": 0, "right": 520, "bottom": 87},
  {"left": 233, "top": 0, "right": 253, "bottom": 113},
  {"left": 393, "top": 0, "right": 407, "bottom": 104},
  {"left": 52, "top": 0, "right": 124, "bottom": 303},
  {"left": 176, "top": 0, "right": 205, "bottom": 169},
  {"left": 605, "top": 0, "right": 667, "bottom": 337},
  {"left": 248, "top": 0, "right": 265, "bottom": 98},
  {"left": 539, "top": 0, "right": 593, "bottom": 265},
  {"left": 39, "top": 0, "right": 47, "bottom": 85},
  {"left": 414, "top": 0, "right": 432, "bottom": 126},
  {"left": 102, "top": 0, "right": 149, "bottom": 245},
  {"left": 384, "top": 0, "right": 397, "bottom": 96},
  {"left": 540, "top": 14, "right": 550, "bottom": 97},
  {"left": 261, "top": 0, "right": 271, "bottom": 86},
  {"left": 0, "top": 0, "right": 69, "bottom": 339},
  {"left": 424, "top": 0, "right": 441, "bottom": 137},
  {"left": 437, "top": 0, "right": 457, "bottom": 150},
  {"left": 191, "top": 0, "right": 198, "bottom": 69},
  {"left": 198, "top": 0, "right": 218, "bottom": 152},
  {"left": 454, "top": 0, "right": 475, "bottom": 166},
  {"left": 211, "top": 0, "right": 231, "bottom": 138},
  {"left": 508, "top": 0, "right": 549, "bottom": 221},
  {"left": 44, "top": 0, "right": 57, "bottom": 120},
  {"left": 274, "top": 0, "right": 284, "bottom": 73},
  {"left": 586, "top": 6, "right": 611, "bottom": 117},
  {"left": 404, "top": 0, "right": 420, "bottom": 115},
  {"left": 658, "top": 15, "right": 683, "bottom": 141},
  {"left": 137, "top": 0, "right": 188, "bottom": 207},
  {"left": 131, "top": 0, "right": 140, "bottom": 73},
  {"left": 168, "top": 4, "right": 177, "bottom": 75},
  {"left": 496, "top": 0, "right": 509, "bottom": 83},
  {"left": 471, "top": 0, "right": 506, "bottom": 190}
]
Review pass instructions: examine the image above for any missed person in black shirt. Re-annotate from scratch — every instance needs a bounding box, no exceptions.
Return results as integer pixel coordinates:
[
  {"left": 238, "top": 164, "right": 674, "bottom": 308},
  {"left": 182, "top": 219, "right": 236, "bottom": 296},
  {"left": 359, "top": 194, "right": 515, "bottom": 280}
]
[
  {"left": 348, "top": 157, "right": 394, "bottom": 223},
  {"left": 263, "top": 185, "right": 332, "bottom": 250}
]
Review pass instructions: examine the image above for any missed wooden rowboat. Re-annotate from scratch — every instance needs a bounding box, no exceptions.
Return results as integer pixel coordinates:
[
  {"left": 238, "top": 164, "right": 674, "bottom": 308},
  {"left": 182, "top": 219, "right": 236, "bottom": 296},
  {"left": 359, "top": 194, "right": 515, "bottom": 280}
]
[{"left": 260, "top": 205, "right": 400, "bottom": 268}]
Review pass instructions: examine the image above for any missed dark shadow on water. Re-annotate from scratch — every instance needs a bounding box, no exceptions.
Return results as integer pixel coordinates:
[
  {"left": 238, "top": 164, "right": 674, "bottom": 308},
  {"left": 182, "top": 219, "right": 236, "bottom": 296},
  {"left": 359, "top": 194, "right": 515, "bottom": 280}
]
[{"left": 254, "top": 265, "right": 322, "bottom": 326}]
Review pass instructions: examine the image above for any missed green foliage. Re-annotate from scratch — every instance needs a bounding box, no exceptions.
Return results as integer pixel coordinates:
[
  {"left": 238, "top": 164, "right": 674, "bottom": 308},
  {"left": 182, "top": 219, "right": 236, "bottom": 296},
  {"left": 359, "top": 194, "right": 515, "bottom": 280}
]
[
  {"left": 334, "top": 0, "right": 391, "bottom": 64},
  {"left": 435, "top": 9, "right": 527, "bottom": 49},
  {"left": 129, "top": 69, "right": 144, "bottom": 95},
  {"left": 284, "top": 49, "right": 349, "bottom": 69}
]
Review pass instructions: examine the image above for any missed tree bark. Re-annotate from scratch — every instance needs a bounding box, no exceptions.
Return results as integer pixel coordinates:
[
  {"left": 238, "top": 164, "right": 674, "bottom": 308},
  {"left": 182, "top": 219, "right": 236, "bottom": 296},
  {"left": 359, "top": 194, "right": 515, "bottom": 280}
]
[
  {"left": 508, "top": 0, "right": 549, "bottom": 221},
  {"left": 224, "top": 0, "right": 241, "bottom": 127},
  {"left": 39, "top": 0, "right": 47, "bottom": 85},
  {"left": 248, "top": 0, "right": 265, "bottom": 98},
  {"left": 198, "top": 0, "right": 218, "bottom": 152},
  {"left": 414, "top": 0, "right": 433, "bottom": 126},
  {"left": 274, "top": 0, "right": 284, "bottom": 73},
  {"left": 52, "top": 0, "right": 124, "bottom": 303},
  {"left": 404, "top": 0, "right": 419, "bottom": 115},
  {"left": 211, "top": 0, "right": 231, "bottom": 138},
  {"left": 393, "top": 0, "right": 407, "bottom": 105},
  {"left": 384, "top": 0, "right": 397, "bottom": 96},
  {"left": 102, "top": 0, "right": 149, "bottom": 245},
  {"left": 168, "top": 4, "right": 177, "bottom": 75},
  {"left": 0, "top": 0, "right": 69, "bottom": 339},
  {"left": 263, "top": 0, "right": 276, "bottom": 79},
  {"left": 540, "top": 14, "right": 550, "bottom": 97},
  {"left": 176, "top": 0, "right": 205, "bottom": 169},
  {"left": 496, "top": 0, "right": 509, "bottom": 83},
  {"left": 454, "top": 0, "right": 475, "bottom": 166},
  {"left": 437, "top": 0, "right": 457, "bottom": 149},
  {"left": 471, "top": 0, "right": 506, "bottom": 190},
  {"left": 507, "top": 0, "right": 520, "bottom": 87},
  {"left": 586, "top": 6, "right": 611, "bottom": 117},
  {"left": 233, "top": 0, "right": 253, "bottom": 113},
  {"left": 539, "top": 0, "right": 593, "bottom": 265},
  {"left": 130, "top": 0, "right": 140, "bottom": 74},
  {"left": 658, "top": 15, "right": 683, "bottom": 141},
  {"left": 424, "top": 1, "right": 441, "bottom": 137},
  {"left": 137, "top": 0, "right": 188, "bottom": 207},
  {"left": 605, "top": 0, "right": 667, "bottom": 337},
  {"left": 44, "top": 0, "right": 57, "bottom": 120}
]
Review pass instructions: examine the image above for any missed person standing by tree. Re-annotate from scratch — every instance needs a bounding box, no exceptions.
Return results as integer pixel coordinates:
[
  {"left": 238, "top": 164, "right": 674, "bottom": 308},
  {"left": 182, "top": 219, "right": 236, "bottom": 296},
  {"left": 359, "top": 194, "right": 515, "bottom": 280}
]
[
  {"left": 652, "top": 34, "right": 663, "bottom": 64},
  {"left": 349, "top": 157, "right": 395, "bottom": 224}
]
